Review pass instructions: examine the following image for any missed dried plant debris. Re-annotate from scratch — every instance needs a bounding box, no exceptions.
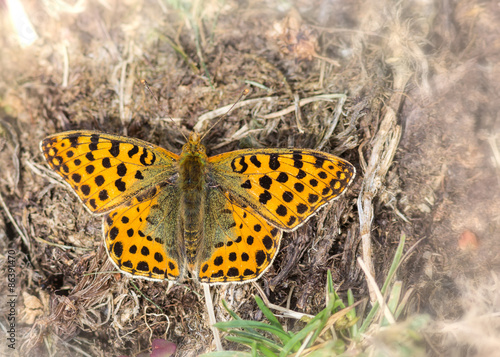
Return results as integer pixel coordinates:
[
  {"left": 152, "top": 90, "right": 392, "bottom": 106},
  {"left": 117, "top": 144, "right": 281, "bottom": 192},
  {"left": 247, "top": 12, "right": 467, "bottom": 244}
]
[{"left": 268, "top": 8, "right": 319, "bottom": 61}]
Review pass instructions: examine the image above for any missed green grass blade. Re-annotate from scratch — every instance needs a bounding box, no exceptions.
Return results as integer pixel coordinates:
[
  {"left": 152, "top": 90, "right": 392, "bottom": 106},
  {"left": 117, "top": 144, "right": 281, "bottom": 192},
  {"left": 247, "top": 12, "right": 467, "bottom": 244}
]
[
  {"left": 200, "top": 351, "right": 252, "bottom": 357},
  {"left": 380, "top": 233, "right": 406, "bottom": 295},
  {"left": 306, "top": 297, "right": 336, "bottom": 348},
  {"left": 347, "top": 288, "right": 359, "bottom": 337},
  {"left": 254, "top": 296, "right": 284, "bottom": 331},
  {"left": 386, "top": 282, "right": 402, "bottom": 315},
  {"left": 359, "top": 233, "right": 406, "bottom": 333},
  {"left": 221, "top": 299, "right": 243, "bottom": 321},
  {"left": 224, "top": 331, "right": 282, "bottom": 352},
  {"left": 201, "top": 351, "right": 253, "bottom": 357},
  {"left": 214, "top": 320, "right": 291, "bottom": 344},
  {"left": 279, "top": 319, "right": 322, "bottom": 356},
  {"left": 224, "top": 336, "right": 279, "bottom": 357}
]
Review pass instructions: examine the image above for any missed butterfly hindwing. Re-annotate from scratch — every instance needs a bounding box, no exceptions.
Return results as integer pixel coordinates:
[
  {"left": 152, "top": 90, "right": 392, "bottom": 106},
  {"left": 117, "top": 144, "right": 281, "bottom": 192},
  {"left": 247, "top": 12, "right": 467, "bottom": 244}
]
[
  {"left": 196, "top": 187, "right": 281, "bottom": 284},
  {"left": 104, "top": 182, "right": 185, "bottom": 281},
  {"left": 41, "top": 130, "right": 179, "bottom": 214},
  {"left": 209, "top": 149, "right": 356, "bottom": 232}
]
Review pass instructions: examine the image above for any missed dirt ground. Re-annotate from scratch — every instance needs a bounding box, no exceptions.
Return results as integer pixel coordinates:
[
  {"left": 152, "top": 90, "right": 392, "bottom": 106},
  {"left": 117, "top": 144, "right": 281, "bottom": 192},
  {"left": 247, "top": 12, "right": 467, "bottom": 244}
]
[{"left": 0, "top": 0, "right": 499, "bottom": 356}]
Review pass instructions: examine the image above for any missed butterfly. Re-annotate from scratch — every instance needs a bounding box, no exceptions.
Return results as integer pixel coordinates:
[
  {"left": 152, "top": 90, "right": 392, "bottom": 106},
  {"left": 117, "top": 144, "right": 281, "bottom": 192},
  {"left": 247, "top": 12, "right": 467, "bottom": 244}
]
[{"left": 40, "top": 130, "right": 355, "bottom": 284}]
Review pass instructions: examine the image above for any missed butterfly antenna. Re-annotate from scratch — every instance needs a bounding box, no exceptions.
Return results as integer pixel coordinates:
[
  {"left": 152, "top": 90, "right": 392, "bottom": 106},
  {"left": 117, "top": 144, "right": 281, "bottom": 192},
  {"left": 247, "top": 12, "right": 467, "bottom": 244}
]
[
  {"left": 141, "top": 79, "right": 188, "bottom": 142},
  {"left": 200, "top": 88, "right": 250, "bottom": 142}
]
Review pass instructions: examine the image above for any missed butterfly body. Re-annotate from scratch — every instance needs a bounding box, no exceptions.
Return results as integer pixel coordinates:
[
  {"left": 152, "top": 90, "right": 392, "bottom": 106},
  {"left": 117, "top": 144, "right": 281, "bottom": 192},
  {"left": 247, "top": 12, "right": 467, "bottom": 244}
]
[
  {"left": 178, "top": 135, "right": 209, "bottom": 265},
  {"left": 41, "top": 130, "right": 355, "bottom": 285}
]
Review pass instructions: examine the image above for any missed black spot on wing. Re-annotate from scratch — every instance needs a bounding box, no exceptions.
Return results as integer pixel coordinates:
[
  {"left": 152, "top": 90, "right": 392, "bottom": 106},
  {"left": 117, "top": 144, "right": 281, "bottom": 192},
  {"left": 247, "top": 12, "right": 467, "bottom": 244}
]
[
  {"left": 86, "top": 165, "right": 95, "bottom": 174},
  {"left": 89, "top": 199, "right": 97, "bottom": 210},
  {"left": 282, "top": 191, "right": 294, "bottom": 202},
  {"left": 113, "top": 241, "right": 123, "bottom": 257},
  {"left": 137, "top": 261, "right": 149, "bottom": 272},
  {"left": 122, "top": 260, "right": 133, "bottom": 268},
  {"left": 255, "top": 250, "right": 266, "bottom": 266},
  {"left": 152, "top": 267, "right": 164, "bottom": 275},
  {"left": 85, "top": 152, "right": 95, "bottom": 161},
  {"left": 115, "top": 179, "right": 126, "bottom": 192},
  {"left": 135, "top": 170, "right": 144, "bottom": 180},
  {"left": 294, "top": 182, "right": 305, "bottom": 192},
  {"left": 259, "top": 190, "right": 272, "bottom": 204},
  {"left": 259, "top": 175, "right": 272, "bottom": 190},
  {"left": 269, "top": 154, "right": 280, "bottom": 170},
  {"left": 231, "top": 156, "right": 249, "bottom": 173},
  {"left": 276, "top": 172, "right": 288, "bottom": 183},
  {"left": 109, "top": 141, "right": 120, "bottom": 157},
  {"left": 314, "top": 155, "right": 325, "bottom": 168},
  {"left": 128, "top": 145, "right": 139, "bottom": 158},
  {"left": 102, "top": 157, "right": 111, "bottom": 168},
  {"left": 297, "top": 203, "right": 308, "bottom": 214},
  {"left": 154, "top": 252, "right": 163, "bottom": 262},
  {"left": 293, "top": 153, "right": 303, "bottom": 168},
  {"left": 276, "top": 205, "right": 287, "bottom": 217},
  {"left": 95, "top": 175, "right": 105, "bottom": 186},
  {"left": 227, "top": 267, "right": 239, "bottom": 277},
  {"left": 241, "top": 180, "right": 252, "bottom": 189},
  {"left": 262, "top": 235, "right": 273, "bottom": 249},
  {"left": 296, "top": 170, "right": 306, "bottom": 179},
  {"left": 69, "top": 136, "right": 79, "bottom": 147},
  {"left": 117, "top": 163, "right": 127, "bottom": 177},
  {"left": 99, "top": 189, "right": 109, "bottom": 201},
  {"left": 81, "top": 184, "right": 91, "bottom": 196},
  {"left": 308, "top": 194, "right": 319, "bottom": 203},
  {"left": 211, "top": 270, "right": 224, "bottom": 278},
  {"left": 250, "top": 155, "right": 261, "bottom": 168},
  {"left": 139, "top": 148, "right": 156, "bottom": 166},
  {"left": 109, "top": 227, "right": 119, "bottom": 240}
]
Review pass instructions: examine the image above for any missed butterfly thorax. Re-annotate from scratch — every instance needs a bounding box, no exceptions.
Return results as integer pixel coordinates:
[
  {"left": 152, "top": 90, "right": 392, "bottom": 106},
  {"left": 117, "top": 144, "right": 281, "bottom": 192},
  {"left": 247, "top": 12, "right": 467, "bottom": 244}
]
[{"left": 179, "top": 134, "right": 209, "bottom": 265}]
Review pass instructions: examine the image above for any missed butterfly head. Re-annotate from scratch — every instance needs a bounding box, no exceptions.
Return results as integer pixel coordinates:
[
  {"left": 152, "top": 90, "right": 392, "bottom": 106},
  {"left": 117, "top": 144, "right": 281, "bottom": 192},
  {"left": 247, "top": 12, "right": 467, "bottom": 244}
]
[{"left": 181, "top": 133, "right": 207, "bottom": 159}]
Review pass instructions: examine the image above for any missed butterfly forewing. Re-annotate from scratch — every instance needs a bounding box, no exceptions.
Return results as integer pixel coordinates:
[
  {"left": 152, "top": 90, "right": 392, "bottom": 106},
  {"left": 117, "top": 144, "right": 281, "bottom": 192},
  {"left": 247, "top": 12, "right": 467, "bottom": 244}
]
[
  {"left": 209, "top": 149, "right": 356, "bottom": 232},
  {"left": 41, "top": 130, "right": 179, "bottom": 214}
]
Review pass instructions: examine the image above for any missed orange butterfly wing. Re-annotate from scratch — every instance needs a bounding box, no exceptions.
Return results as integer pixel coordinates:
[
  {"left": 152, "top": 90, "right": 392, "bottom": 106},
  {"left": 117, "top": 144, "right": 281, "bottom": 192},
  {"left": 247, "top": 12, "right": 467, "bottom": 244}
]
[
  {"left": 195, "top": 149, "right": 355, "bottom": 284},
  {"left": 41, "top": 131, "right": 185, "bottom": 281}
]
